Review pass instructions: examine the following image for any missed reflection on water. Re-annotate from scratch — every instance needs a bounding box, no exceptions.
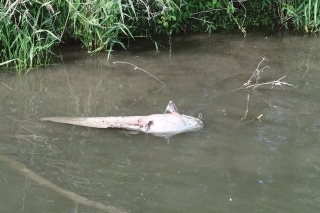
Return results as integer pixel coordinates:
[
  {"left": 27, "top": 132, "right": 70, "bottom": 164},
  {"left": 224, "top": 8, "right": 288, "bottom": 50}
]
[{"left": 1, "top": 31, "right": 320, "bottom": 213}]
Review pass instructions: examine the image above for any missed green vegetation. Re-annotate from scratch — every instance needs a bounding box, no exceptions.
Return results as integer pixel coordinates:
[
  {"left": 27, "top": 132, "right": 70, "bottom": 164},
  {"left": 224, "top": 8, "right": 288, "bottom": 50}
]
[
  {"left": 280, "top": 0, "right": 320, "bottom": 32},
  {"left": 0, "top": 0, "right": 133, "bottom": 73},
  {"left": 0, "top": 0, "right": 319, "bottom": 73},
  {"left": 0, "top": 1, "right": 61, "bottom": 72}
]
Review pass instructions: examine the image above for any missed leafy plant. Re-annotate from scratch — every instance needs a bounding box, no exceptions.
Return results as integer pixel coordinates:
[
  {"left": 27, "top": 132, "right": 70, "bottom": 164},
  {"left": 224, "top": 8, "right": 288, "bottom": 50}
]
[
  {"left": 1, "top": 0, "right": 319, "bottom": 73},
  {"left": 280, "top": 0, "right": 320, "bottom": 32},
  {"left": 0, "top": 1, "right": 61, "bottom": 72}
]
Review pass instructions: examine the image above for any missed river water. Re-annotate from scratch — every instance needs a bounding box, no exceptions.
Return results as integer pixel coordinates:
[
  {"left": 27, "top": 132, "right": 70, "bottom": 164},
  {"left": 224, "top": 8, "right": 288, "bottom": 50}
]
[{"left": 1, "top": 31, "right": 320, "bottom": 213}]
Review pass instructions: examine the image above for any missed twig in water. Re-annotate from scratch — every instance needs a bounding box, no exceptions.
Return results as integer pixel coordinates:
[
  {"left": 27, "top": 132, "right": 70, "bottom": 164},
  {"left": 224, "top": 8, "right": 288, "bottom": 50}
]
[
  {"left": 243, "top": 57, "right": 270, "bottom": 87},
  {"left": 242, "top": 58, "right": 294, "bottom": 90},
  {"left": 241, "top": 114, "right": 263, "bottom": 125},
  {"left": 113, "top": 61, "right": 166, "bottom": 86},
  {"left": 239, "top": 94, "right": 263, "bottom": 125},
  {"left": 113, "top": 61, "right": 166, "bottom": 109},
  {"left": 245, "top": 76, "right": 294, "bottom": 90},
  {"left": 239, "top": 94, "right": 249, "bottom": 123},
  {"left": 0, "top": 156, "right": 127, "bottom": 213}
]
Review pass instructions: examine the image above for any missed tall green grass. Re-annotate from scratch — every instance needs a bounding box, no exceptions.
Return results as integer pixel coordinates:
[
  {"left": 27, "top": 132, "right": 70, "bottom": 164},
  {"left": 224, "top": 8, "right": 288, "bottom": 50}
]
[
  {"left": 304, "top": 0, "right": 319, "bottom": 32},
  {"left": 0, "top": 0, "right": 137, "bottom": 72},
  {"left": 68, "top": 0, "right": 132, "bottom": 57},
  {"left": 0, "top": 0, "right": 177, "bottom": 72},
  {"left": 281, "top": 0, "right": 320, "bottom": 32},
  {"left": 0, "top": 1, "right": 61, "bottom": 73},
  {"left": 1, "top": 0, "right": 319, "bottom": 73}
]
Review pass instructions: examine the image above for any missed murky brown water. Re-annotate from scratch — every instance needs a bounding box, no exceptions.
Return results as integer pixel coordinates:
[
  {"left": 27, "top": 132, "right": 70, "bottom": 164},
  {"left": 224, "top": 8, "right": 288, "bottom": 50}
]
[{"left": 1, "top": 31, "right": 320, "bottom": 213}]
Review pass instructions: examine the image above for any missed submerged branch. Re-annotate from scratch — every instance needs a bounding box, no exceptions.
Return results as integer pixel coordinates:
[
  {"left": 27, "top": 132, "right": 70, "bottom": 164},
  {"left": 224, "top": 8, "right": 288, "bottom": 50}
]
[
  {"left": 239, "top": 94, "right": 249, "bottom": 123},
  {"left": 241, "top": 114, "right": 263, "bottom": 125},
  {"left": 0, "top": 156, "right": 127, "bottom": 213}
]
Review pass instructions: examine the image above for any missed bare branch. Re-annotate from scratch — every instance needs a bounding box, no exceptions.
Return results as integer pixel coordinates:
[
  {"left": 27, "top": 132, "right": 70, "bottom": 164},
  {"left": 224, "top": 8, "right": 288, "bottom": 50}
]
[
  {"left": 113, "top": 61, "right": 166, "bottom": 86},
  {"left": 245, "top": 76, "right": 294, "bottom": 90},
  {"left": 242, "top": 58, "right": 293, "bottom": 90}
]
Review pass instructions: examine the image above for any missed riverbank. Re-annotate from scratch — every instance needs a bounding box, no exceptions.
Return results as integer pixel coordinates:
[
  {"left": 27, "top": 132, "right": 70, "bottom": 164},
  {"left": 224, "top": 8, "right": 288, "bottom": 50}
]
[{"left": 1, "top": 0, "right": 319, "bottom": 73}]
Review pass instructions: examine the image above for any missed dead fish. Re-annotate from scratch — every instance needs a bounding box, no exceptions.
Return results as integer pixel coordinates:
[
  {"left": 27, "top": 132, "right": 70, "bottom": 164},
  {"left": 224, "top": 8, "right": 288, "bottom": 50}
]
[{"left": 41, "top": 101, "right": 203, "bottom": 138}]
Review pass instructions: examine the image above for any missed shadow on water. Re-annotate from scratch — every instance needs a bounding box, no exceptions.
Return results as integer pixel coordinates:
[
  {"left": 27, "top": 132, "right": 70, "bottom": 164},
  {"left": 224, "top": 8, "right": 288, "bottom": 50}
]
[{"left": 1, "top": 31, "right": 320, "bottom": 213}]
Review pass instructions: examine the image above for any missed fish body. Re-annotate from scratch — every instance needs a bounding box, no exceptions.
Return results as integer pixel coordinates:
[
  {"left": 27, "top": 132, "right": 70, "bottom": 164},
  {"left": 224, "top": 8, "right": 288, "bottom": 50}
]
[
  {"left": 41, "top": 114, "right": 203, "bottom": 138},
  {"left": 41, "top": 101, "right": 203, "bottom": 138}
]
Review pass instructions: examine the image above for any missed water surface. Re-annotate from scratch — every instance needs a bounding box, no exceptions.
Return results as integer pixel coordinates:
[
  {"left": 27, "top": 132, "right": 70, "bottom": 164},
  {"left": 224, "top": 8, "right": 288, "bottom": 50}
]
[{"left": 1, "top": 31, "right": 320, "bottom": 213}]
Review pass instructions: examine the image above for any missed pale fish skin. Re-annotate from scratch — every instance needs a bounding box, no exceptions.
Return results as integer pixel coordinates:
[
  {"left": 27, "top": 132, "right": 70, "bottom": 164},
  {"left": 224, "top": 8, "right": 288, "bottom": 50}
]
[
  {"left": 41, "top": 101, "right": 203, "bottom": 138},
  {"left": 40, "top": 114, "right": 203, "bottom": 138}
]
